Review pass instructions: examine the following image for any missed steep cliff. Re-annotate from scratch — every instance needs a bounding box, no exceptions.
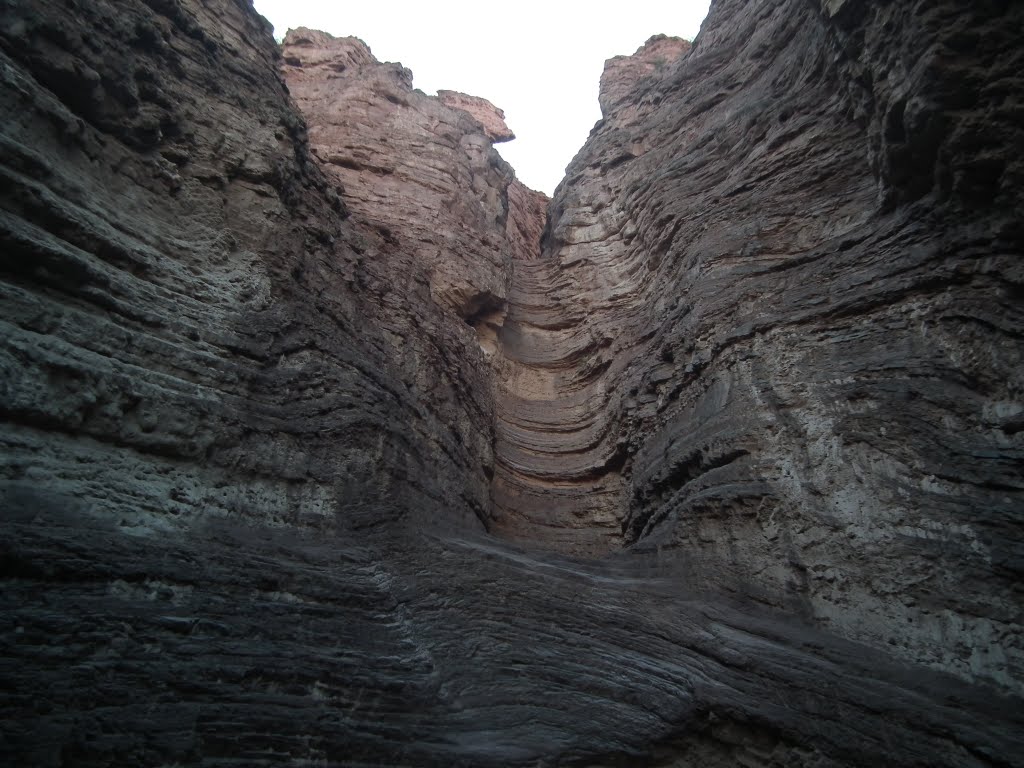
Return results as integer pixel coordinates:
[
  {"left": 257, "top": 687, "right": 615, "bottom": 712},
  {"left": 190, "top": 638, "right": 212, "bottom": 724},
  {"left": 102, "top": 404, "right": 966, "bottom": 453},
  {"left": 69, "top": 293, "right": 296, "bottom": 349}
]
[
  {"left": 1, "top": 0, "right": 1022, "bottom": 765},
  {"left": 0, "top": 0, "right": 513, "bottom": 760},
  {"left": 277, "top": 28, "right": 548, "bottom": 354},
  {"left": 0, "top": 0, "right": 507, "bottom": 539},
  {"left": 492, "top": 0, "right": 1024, "bottom": 700}
]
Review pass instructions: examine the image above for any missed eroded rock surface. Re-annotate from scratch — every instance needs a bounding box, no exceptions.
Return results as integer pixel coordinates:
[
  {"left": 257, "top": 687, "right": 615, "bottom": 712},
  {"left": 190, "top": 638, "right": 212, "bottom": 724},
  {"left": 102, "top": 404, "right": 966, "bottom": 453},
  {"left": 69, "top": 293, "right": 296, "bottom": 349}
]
[
  {"left": 599, "top": 33, "right": 692, "bottom": 117},
  {"left": 437, "top": 89, "right": 517, "bottom": 143},
  {"left": 1, "top": 0, "right": 1022, "bottom": 765},
  {"left": 492, "top": 0, "right": 1024, "bottom": 702},
  {"left": 278, "top": 29, "right": 548, "bottom": 347}
]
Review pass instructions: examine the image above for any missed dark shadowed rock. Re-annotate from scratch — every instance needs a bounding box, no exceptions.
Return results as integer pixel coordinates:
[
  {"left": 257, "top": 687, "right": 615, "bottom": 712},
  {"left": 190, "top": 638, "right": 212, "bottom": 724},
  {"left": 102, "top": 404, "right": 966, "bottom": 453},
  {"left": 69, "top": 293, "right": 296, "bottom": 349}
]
[
  {"left": 0, "top": 0, "right": 1021, "bottom": 765},
  {"left": 491, "top": 0, "right": 1024, "bottom": 709}
]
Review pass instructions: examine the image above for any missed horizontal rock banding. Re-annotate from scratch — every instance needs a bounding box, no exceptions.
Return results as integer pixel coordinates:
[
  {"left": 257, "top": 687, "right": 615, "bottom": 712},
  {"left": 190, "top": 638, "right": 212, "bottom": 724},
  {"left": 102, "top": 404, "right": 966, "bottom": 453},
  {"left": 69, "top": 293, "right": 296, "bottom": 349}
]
[{"left": 494, "top": 0, "right": 1024, "bottom": 705}]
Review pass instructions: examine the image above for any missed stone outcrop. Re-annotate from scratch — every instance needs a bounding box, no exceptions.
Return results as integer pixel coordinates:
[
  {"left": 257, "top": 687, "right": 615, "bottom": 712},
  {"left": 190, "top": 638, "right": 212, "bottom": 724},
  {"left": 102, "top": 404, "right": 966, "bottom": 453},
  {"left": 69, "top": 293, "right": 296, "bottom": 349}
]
[
  {"left": 0, "top": 1, "right": 511, "bottom": 542},
  {"left": 278, "top": 29, "right": 547, "bottom": 353},
  {"left": 599, "top": 33, "right": 692, "bottom": 117},
  {"left": 1, "top": 0, "right": 1022, "bottom": 766},
  {"left": 437, "top": 90, "right": 516, "bottom": 143}
]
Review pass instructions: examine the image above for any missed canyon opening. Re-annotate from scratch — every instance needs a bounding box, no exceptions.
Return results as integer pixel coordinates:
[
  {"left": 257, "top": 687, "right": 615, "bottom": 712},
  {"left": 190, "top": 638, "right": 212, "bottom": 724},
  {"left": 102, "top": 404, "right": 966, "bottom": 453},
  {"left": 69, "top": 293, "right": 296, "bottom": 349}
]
[{"left": 1, "top": 0, "right": 1022, "bottom": 766}]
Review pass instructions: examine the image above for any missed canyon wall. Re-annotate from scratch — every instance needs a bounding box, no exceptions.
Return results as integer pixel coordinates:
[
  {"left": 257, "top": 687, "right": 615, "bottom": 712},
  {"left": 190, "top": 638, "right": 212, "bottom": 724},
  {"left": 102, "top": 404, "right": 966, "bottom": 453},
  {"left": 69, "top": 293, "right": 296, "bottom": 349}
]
[
  {"left": 1, "top": 0, "right": 1022, "bottom": 765},
  {"left": 0, "top": 0, "right": 507, "bottom": 541},
  {"left": 490, "top": 0, "right": 1024, "bottom": 700}
]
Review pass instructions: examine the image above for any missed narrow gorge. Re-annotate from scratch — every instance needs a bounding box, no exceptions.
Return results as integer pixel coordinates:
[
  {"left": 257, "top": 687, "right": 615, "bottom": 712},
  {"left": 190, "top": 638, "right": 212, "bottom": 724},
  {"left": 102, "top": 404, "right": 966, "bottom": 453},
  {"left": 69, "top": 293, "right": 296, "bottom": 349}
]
[{"left": 1, "top": 0, "right": 1022, "bottom": 765}]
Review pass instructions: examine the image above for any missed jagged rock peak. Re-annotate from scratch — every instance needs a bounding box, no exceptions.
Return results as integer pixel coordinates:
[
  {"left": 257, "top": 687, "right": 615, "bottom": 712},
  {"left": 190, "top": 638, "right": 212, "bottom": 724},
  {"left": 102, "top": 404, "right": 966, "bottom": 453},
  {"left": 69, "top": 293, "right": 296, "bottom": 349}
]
[
  {"left": 438, "top": 90, "right": 516, "bottom": 143},
  {"left": 281, "top": 28, "right": 518, "bottom": 149},
  {"left": 599, "top": 33, "right": 692, "bottom": 116},
  {"left": 282, "top": 27, "right": 381, "bottom": 74}
]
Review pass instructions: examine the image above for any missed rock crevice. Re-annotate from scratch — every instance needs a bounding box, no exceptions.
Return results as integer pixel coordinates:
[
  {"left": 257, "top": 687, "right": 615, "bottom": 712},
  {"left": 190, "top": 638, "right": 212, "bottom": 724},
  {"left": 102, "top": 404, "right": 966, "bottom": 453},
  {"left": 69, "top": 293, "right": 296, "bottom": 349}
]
[{"left": 0, "top": 0, "right": 1022, "bottom": 765}]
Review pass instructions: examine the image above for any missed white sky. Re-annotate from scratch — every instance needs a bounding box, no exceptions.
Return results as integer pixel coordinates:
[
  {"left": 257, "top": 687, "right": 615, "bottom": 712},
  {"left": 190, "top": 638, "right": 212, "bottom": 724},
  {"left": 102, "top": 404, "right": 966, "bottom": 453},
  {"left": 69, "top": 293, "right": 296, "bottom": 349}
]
[{"left": 253, "top": 1, "right": 710, "bottom": 195}]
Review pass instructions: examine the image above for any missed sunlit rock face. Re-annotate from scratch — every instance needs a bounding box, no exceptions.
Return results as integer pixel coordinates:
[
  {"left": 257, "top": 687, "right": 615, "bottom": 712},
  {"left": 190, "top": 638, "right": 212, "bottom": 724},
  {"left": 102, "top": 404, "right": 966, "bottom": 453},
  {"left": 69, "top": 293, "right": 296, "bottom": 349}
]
[
  {"left": 436, "top": 90, "right": 517, "bottom": 143},
  {"left": 1, "top": 0, "right": 1022, "bottom": 766},
  {"left": 279, "top": 29, "right": 547, "bottom": 343}
]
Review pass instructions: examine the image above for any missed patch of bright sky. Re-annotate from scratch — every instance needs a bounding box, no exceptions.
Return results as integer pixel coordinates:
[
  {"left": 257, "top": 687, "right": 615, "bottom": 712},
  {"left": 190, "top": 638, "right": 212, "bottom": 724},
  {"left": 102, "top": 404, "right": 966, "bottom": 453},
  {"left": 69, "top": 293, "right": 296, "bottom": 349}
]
[{"left": 253, "top": 0, "right": 710, "bottom": 195}]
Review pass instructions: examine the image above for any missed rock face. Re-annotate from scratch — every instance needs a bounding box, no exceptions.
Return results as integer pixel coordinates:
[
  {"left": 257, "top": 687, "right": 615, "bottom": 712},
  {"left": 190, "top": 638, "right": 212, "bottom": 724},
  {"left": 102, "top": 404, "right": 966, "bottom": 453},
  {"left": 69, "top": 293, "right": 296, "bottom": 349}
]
[
  {"left": 0, "top": 2, "right": 512, "bottom": 542},
  {"left": 491, "top": 0, "right": 1024, "bottom": 701},
  {"left": 599, "top": 34, "right": 692, "bottom": 117},
  {"left": 279, "top": 28, "right": 547, "bottom": 351},
  {"left": 1, "top": 0, "right": 1022, "bottom": 766},
  {"left": 437, "top": 90, "right": 517, "bottom": 143}
]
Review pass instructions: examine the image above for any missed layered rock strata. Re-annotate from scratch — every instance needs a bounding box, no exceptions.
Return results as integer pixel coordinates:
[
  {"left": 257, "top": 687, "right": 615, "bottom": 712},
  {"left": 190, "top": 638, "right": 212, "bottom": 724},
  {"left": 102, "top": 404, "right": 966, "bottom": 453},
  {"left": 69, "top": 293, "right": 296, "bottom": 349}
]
[
  {"left": 488, "top": 40, "right": 706, "bottom": 554},
  {"left": 0, "top": 0, "right": 1022, "bottom": 765},
  {"left": 489, "top": 0, "right": 1024, "bottom": 701},
  {"left": 600, "top": 33, "right": 692, "bottom": 117},
  {"left": 437, "top": 89, "right": 517, "bottom": 143},
  {"left": 0, "top": 0, "right": 520, "bottom": 541},
  {"left": 279, "top": 29, "right": 547, "bottom": 349}
]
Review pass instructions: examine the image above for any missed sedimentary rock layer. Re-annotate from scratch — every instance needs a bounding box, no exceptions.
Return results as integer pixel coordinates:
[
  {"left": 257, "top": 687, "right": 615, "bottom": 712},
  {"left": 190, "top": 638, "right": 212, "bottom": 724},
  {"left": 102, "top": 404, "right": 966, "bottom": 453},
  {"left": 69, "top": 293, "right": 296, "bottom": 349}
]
[
  {"left": 279, "top": 29, "right": 548, "bottom": 345},
  {"left": 490, "top": 0, "right": 1024, "bottom": 705},
  {"left": 0, "top": 0, "right": 1021, "bottom": 765},
  {"left": 0, "top": 0, "right": 511, "bottom": 541}
]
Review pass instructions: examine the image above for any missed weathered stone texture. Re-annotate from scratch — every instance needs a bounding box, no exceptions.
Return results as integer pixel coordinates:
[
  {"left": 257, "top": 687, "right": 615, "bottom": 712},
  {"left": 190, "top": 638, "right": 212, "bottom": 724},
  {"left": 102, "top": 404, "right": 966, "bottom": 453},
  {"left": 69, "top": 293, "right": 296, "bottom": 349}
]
[
  {"left": 279, "top": 29, "right": 524, "bottom": 329},
  {"left": 1, "top": 0, "right": 1022, "bottom": 765},
  {"left": 492, "top": 0, "right": 1024, "bottom": 703},
  {"left": 599, "top": 33, "right": 692, "bottom": 117},
  {"left": 437, "top": 89, "right": 517, "bottom": 143},
  {"left": 0, "top": 0, "right": 506, "bottom": 538}
]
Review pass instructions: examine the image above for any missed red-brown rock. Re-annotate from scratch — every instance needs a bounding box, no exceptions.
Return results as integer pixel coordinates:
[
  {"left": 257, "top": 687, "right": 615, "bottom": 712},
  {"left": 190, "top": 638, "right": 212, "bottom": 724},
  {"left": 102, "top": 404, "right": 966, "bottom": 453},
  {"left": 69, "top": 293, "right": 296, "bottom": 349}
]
[
  {"left": 599, "top": 34, "right": 691, "bottom": 117},
  {"left": 280, "top": 27, "right": 546, "bottom": 334},
  {"left": 437, "top": 89, "right": 516, "bottom": 143}
]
